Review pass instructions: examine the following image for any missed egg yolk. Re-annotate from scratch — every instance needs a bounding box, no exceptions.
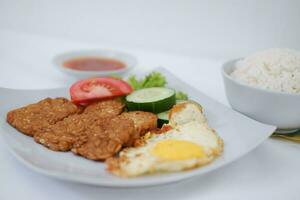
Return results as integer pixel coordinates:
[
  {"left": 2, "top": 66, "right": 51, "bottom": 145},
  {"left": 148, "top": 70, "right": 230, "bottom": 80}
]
[{"left": 150, "top": 139, "right": 205, "bottom": 161}]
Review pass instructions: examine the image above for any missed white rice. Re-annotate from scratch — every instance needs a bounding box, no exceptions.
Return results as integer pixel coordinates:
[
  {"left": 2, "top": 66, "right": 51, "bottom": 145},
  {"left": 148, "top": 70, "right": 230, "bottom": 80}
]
[{"left": 230, "top": 48, "right": 300, "bottom": 93}]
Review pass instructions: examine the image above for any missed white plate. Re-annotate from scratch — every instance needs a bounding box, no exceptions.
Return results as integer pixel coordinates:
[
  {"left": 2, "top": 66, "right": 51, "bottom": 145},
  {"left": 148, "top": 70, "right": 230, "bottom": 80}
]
[{"left": 0, "top": 67, "right": 276, "bottom": 188}]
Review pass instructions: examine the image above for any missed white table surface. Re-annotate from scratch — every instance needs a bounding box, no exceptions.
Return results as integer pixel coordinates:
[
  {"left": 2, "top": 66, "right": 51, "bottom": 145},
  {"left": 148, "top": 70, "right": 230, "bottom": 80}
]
[{"left": 0, "top": 29, "right": 299, "bottom": 200}]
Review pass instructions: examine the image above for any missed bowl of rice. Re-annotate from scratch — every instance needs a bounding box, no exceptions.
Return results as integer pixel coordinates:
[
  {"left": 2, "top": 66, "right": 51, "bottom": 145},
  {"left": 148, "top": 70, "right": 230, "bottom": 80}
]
[{"left": 222, "top": 48, "right": 300, "bottom": 133}]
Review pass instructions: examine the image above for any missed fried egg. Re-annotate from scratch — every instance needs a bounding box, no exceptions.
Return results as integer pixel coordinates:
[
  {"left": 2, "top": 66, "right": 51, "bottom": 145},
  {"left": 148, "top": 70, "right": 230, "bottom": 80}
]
[{"left": 106, "top": 101, "right": 224, "bottom": 177}]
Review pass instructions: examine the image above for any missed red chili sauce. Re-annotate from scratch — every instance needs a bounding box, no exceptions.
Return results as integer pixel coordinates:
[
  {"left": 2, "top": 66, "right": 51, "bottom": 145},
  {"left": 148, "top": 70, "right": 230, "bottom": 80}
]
[{"left": 63, "top": 57, "right": 126, "bottom": 71}]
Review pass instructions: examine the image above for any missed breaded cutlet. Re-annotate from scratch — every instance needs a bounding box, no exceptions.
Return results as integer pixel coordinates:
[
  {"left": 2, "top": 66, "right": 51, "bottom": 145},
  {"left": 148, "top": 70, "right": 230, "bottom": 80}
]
[
  {"left": 83, "top": 98, "right": 124, "bottom": 117},
  {"left": 120, "top": 111, "right": 158, "bottom": 146},
  {"left": 34, "top": 99, "right": 124, "bottom": 151},
  {"left": 71, "top": 115, "right": 136, "bottom": 160},
  {"left": 6, "top": 98, "right": 81, "bottom": 137},
  {"left": 71, "top": 111, "right": 157, "bottom": 160}
]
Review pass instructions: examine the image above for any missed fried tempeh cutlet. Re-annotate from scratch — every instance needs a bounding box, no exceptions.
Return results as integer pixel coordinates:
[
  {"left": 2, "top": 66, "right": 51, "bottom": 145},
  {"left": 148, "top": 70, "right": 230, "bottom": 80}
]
[
  {"left": 120, "top": 111, "right": 158, "bottom": 146},
  {"left": 34, "top": 98, "right": 124, "bottom": 151},
  {"left": 71, "top": 115, "right": 136, "bottom": 160},
  {"left": 6, "top": 98, "right": 81, "bottom": 137},
  {"left": 71, "top": 111, "right": 157, "bottom": 160},
  {"left": 82, "top": 98, "right": 124, "bottom": 116},
  {"left": 8, "top": 96, "right": 157, "bottom": 161}
]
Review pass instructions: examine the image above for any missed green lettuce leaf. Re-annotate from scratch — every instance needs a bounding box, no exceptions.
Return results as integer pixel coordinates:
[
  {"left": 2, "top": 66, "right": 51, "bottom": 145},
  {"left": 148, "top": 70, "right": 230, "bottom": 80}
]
[
  {"left": 176, "top": 91, "right": 188, "bottom": 100},
  {"left": 128, "top": 72, "right": 166, "bottom": 90}
]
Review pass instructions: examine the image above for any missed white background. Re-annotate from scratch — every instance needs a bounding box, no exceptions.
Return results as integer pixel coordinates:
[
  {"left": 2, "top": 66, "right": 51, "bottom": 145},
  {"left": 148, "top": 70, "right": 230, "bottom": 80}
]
[
  {"left": 1, "top": 1, "right": 300, "bottom": 200},
  {"left": 1, "top": 0, "right": 300, "bottom": 59}
]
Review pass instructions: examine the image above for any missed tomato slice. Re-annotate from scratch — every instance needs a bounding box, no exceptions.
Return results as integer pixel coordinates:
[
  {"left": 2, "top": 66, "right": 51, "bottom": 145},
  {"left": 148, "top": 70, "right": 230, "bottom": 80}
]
[{"left": 70, "top": 77, "right": 132, "bottom": 104}]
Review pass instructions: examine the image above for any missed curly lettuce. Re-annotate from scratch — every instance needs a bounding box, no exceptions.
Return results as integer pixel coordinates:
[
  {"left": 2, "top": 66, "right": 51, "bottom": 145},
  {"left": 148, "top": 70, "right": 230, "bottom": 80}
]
[
  {"left": 175, "top": 91, "right": 188, "bottom": 100},
  {"left": 128, "top": 71, "right": 188, "bottom": 100},
  {"left": 128, "top": 72, "right": 166, "bottom": 90}
]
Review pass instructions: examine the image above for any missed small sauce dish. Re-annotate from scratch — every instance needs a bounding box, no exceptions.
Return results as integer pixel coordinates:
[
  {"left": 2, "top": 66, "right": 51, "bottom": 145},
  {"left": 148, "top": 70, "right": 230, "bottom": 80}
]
[{"left": 53, "top": 50, "right": 137, "bottom": 78}]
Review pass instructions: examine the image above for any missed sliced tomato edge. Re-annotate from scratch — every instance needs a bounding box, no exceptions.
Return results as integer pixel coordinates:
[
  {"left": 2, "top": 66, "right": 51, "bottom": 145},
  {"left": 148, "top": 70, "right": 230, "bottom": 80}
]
[{"left": 70, "top": 76, "right": 132, "bottom": 104}]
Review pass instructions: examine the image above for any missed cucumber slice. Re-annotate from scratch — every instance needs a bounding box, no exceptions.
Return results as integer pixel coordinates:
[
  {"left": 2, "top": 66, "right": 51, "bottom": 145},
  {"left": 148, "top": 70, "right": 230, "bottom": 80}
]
[
  {"left": 126, "top": 87, "right": 176, "bottom": 113},
  {"left": 157, "top": 111, "right": 169, "bottom": 127}
]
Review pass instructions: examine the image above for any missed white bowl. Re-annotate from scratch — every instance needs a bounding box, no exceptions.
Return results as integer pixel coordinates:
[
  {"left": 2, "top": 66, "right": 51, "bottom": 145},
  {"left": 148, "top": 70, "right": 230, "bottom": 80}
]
[
  {"left": 53, "top": 49, "right": 137, "bottom": 78},
  {"left": 222, "top": 59, "right": 300, "bottom": 133}
]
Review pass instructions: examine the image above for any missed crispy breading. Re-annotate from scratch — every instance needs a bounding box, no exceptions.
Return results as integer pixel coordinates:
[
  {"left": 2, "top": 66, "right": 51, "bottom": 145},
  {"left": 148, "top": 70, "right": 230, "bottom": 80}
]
[
  {"left": 34, "top": 99, "right": 124, "bottom": 151},
  {"left": 34, "top": 113, "right": 96, "bottom": 151},
  {"left": 83, "top": 98, "right": 124, "bottom": 117},
  {"left": 120, "top": 111, "right": 158, "bottom": 146},
  {"left": 6, "top": 98, "right": 81, "bottom": 137},
  {"left": 7, "top": 97, "right": 158, "bottom": 162},
  {"left": 71, "top": 115, "right": 135, "bottom": 160}
]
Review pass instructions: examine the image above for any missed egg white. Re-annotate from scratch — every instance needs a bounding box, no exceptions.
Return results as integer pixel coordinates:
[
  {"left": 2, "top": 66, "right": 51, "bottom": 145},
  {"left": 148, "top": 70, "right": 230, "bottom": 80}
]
[{"left": 107, "top": 101, "right": 224, "bottom": 177}]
